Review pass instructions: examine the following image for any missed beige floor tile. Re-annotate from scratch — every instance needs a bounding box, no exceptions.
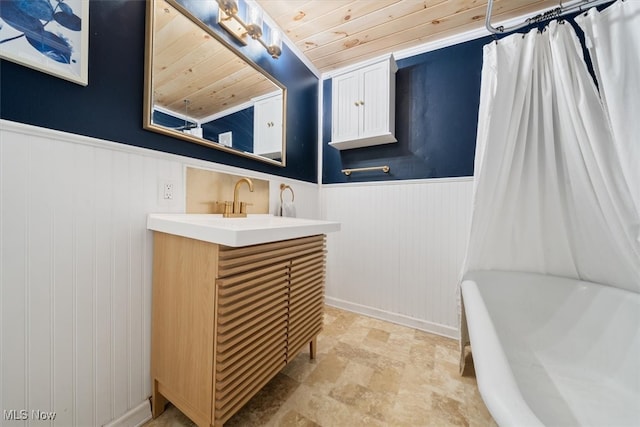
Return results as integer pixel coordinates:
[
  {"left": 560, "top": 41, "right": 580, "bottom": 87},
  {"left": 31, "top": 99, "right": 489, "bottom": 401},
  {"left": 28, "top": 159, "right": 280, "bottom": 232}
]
[
  {"left": 337, "top": 360, "right": 375, "bottom": 388},
  {"left": 368, "top": 365, "right": 403, "bottom": 394},
  {"left": 366, "top": 327, "right": 391, "bottom": 343},
  {"left": 303, "top": 351, "right": 347, "bottom": 390},
  {"left": 387, "top": 387, "right": 433, "bottom": 426},
  {"left": 408, "top": 341, "right": 437, "bottom": 369},
  {"left": 282, "top": 383, "right": 387, "bottom": 427},
  {"left": 430, "top": 392, "right": 469, "bottom": 427},
  {"left": 429, "top": 365, "right": 467, "bottom": 403},
  {"left": 328, "top": 382, "right": 396, "bottom": 422},
  {"left": 280, "top": 351, "right": 318, "bottom": 383},
  {"left": 268, "top": 410, "right": 320, "bottom": 427},
  {"left": 145, "top": 306, "right": 493, "bottom": 427},
  {"left": 336, "top": 324, "right": 371, "bottom": 345},
  {"left": 352, "top": 314, "right": 403, "bottom": 333},
  {"left": 144, "top": 404, "right": 196, "bottom": 427}
]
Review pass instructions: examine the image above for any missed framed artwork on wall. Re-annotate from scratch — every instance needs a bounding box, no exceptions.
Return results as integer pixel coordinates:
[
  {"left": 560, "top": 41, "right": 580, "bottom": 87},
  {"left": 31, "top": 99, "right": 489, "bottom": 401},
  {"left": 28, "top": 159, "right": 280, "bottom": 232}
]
[{"left": 0, "top": 0, "right": 89, "bottom": 86}]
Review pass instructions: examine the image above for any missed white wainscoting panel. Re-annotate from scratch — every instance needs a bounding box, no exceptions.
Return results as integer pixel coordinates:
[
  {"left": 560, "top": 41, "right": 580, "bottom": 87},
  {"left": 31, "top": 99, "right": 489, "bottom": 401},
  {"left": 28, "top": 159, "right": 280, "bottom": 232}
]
[
  {"left": 321, "top": 179, "right": 473, "bottom": 338},
  {"left": 0, "top": 118, "right": 471, "bottom": 425},
  {"left": 0, "top": 120, "right": 320, "bottom": 427},
  {"left": 0, "top": 122, "right": 185, "bottom": 426}
]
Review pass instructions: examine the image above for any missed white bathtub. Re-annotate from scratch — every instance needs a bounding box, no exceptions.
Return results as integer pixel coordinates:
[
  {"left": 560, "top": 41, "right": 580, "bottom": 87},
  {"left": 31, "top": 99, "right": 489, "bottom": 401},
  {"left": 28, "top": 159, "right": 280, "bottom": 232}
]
[{"left": 461, "top": 270, "right": 640, "bottom": 427}]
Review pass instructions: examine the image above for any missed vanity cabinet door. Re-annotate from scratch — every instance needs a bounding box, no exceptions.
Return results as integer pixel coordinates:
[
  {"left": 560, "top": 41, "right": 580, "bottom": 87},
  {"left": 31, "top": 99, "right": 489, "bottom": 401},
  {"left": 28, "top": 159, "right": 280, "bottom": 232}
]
[
  {"left": 288, "top": 241, "right": 325, "bottom": 360},
  {"left": 214, "top": 260, "right": 289, "bottom": 424},
  {"left": 213, "top": 235, "right": 325, "bottom": 425}
]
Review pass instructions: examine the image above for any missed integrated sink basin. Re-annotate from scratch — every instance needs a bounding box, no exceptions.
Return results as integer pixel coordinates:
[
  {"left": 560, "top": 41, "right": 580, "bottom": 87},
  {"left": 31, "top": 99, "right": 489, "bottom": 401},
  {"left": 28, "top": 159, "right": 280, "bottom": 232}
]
[{"left": 147, "top": 213, "right": 340, "bottom": 247}]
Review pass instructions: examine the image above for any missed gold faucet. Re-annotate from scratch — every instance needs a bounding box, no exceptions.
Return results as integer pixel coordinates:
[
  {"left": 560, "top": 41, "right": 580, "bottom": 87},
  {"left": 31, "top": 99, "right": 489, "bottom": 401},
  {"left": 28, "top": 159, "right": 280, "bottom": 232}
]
[{"left": 223, "top": 177, "right": 254, "bottom": 217}]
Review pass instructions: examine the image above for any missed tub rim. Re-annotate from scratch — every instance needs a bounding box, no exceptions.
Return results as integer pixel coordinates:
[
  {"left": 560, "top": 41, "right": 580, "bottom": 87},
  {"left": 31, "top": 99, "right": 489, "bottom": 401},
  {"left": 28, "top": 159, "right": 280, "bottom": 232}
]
[{"left": 461, "top": 276, "right": 544, "bottom": 427}]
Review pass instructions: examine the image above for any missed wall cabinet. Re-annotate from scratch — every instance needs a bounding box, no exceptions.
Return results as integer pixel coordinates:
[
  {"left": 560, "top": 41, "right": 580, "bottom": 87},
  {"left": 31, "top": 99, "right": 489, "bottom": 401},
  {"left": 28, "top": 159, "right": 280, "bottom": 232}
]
[
  {"left": 253, "top": 93, "right": 283, "bottom": 159},
  {"left": 151, "top": 233, "right": 325, "bottom": 426},
  {"left": 329, "top": 55, "right": 398, "bottom": 150}
]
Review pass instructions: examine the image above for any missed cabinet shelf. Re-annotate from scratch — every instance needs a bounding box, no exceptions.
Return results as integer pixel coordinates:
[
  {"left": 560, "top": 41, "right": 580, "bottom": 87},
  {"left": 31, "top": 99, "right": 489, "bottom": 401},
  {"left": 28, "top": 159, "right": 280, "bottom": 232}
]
[{"left": 329, "top": 132, "right": 396, "bottom": 150}]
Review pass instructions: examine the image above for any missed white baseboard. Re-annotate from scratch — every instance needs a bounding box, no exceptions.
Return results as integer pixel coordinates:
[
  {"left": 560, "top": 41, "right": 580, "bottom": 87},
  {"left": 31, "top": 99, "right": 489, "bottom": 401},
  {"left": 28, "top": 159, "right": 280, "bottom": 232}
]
[
  {"left": 325, "top": 296, "right": 458, "bottom": 339},
  {"left": 103, "top": 400, "right": 152, "bottom": 427}
]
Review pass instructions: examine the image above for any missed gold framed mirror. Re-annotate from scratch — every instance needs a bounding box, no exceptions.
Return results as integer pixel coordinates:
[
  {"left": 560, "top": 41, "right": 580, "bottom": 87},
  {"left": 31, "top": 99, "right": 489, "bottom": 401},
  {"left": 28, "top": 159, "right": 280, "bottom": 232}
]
[{"left": 144, "top": 0, "right": 286, "bottom": 166}]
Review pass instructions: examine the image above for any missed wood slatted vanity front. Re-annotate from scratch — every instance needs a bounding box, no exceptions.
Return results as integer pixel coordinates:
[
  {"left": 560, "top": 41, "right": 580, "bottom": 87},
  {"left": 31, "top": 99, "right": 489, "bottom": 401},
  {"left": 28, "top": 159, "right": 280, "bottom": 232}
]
[{"left": 151, "top": 232, "right": 326, "bottom": 426}]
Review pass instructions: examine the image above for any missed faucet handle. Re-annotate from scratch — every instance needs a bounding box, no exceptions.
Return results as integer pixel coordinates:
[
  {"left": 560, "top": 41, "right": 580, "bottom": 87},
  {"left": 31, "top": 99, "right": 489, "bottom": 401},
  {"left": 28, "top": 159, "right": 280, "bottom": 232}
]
[
  {"left": 240, "top": 202, "right": 253, "bottom": 214},
  {"left": 223, "top": 201, "right": 232, "bottom": 216}
]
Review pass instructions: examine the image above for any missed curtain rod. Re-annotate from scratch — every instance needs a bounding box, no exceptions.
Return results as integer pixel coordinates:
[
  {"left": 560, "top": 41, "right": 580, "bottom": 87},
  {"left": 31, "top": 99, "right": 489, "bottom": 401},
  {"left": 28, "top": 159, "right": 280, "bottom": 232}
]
[{"left": 485, "top": 0, "right": 615, "bottom": 34}]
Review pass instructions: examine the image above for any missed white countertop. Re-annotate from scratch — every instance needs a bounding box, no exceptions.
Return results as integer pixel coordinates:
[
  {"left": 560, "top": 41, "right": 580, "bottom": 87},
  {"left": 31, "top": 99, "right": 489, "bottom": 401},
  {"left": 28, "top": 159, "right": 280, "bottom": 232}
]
[{"left": 147, "top": 214, "right": 340, "bottom": 247}]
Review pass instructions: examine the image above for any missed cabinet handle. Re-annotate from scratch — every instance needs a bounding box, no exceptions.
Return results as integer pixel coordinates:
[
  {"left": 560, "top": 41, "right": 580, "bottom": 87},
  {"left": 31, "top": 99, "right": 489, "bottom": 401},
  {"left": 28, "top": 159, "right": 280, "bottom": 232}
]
[
  {"left": 360, "top": 101, "right": 364, "bottom": 106},
  {"left": 354, "top": 101, "right": 359, "bottom": 107}
]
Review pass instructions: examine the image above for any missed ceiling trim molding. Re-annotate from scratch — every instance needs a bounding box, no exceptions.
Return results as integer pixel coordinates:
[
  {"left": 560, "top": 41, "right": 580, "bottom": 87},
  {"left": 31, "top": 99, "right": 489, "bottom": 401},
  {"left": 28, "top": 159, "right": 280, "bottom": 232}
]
[
  {"left": 321, "top": 53, "right": 398, "bottom": 80},
  {"left": 154, "top": 105, "right": 198, "bottom": 124}
]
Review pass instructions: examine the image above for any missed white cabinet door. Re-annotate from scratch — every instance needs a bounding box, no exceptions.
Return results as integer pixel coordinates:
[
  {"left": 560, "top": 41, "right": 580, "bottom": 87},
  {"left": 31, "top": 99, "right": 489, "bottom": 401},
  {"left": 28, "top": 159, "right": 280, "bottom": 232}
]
[
  {"left": 329, "top": 55, "right": 397, "bottom": 150},
  {"left": 254, "top": 94, "right": 283, "bottom": 159},
  {"left": 360, "top": 61, "right": 390, "bottom": 139},
  {"left": 331, "top": 71, "right": 361, "bottom": 143}
]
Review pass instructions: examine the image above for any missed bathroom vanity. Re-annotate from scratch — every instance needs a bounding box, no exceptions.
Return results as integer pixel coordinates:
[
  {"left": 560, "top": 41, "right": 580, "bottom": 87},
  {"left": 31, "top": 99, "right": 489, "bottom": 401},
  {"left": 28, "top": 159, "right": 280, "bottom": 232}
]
[{"left": 147, "top": 214, "right": 339, "bottom": 426}]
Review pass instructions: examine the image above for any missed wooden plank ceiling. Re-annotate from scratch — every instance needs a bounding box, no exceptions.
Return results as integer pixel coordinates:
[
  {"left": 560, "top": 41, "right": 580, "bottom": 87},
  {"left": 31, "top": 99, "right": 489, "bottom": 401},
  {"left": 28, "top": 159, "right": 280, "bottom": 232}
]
[
  {"left": 153, "top": 0, "right": 564, "bottom": 120},
  {"left": 257, "top": 0, "right": 564, "bottom": 73},
  {"left": 153, "top": 0, "right": 279, "bottom": 121}
]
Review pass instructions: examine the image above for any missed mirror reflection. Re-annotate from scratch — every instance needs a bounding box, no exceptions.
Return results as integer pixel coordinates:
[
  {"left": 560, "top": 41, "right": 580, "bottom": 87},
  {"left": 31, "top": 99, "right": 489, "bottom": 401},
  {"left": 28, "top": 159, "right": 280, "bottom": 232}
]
[{"left": 145, "top": 0, "right": 286, "bottom": 165}]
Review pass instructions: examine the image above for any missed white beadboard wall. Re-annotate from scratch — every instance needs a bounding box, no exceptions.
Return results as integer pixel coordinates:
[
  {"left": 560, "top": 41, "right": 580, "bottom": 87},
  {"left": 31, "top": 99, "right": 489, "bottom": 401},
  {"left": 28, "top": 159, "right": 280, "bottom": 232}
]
[
  {"left": 0, "top": 117, "right": 472, "bottom": 425},
  {"left": 0, "top": 120, "right": 319, "bottom": 427},
  {"left": 320, "top": 179, "right": 473, "bottom": 338}
]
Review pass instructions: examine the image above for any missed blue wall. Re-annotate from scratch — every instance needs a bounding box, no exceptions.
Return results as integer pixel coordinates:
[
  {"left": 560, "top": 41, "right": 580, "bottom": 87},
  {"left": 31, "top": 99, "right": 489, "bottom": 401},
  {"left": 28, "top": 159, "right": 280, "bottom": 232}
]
[
  {"left": 202, "top": 108, "right": 254, "bottom": 154},
  {"left": 152, "top": 107, "right": 255, "bottom": 153},
  {"left": 321, "top": 4, "right": 609, "bottom": 184},
  {"left": 322, "top": 37, "right": 489, "bottom": 184},
  {"left": 153, "top": 110, "right": 196, "bottom": 130},
  {"left": 0, "top": 0, "right": 319, "bottom": 183}
]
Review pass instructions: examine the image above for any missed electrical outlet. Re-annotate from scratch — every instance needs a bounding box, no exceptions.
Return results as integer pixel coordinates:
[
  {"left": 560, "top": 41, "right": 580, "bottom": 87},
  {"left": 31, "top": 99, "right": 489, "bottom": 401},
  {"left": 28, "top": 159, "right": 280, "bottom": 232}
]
[{"left": 163, "top": 182, "right": 174, "bottom": 200}]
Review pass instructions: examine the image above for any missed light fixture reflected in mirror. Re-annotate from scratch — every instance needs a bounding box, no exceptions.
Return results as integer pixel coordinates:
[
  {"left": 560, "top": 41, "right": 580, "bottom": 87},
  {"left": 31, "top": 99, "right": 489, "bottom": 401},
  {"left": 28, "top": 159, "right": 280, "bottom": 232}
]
[
  {"left": 267, "top": 26, "right": 282, "bottom": 59},
  {"left": 144, "top": 0, "right": 287, "bottom": 167},
  {"left": 215, "top": 0, "right": 282, "bottom": 59},
  {"left": 218, "top": 0, "right": 238, "bottom": 15},
  {"left": 245, "top": 2, "right": 263, "bottom": 39}
]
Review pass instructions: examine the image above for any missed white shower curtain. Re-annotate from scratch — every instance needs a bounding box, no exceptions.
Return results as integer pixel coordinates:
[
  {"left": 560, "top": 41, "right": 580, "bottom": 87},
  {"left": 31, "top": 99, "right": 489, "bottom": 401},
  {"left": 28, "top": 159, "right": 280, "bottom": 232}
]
[
  {"left": 459, "top": 3, "right": 640, "bottom": 370},
  {"left": 463, "top": 18, "right": 639, "bottom": 291},
  {"left": 576, "top": 0, "right": 640, "bottom": 227}
]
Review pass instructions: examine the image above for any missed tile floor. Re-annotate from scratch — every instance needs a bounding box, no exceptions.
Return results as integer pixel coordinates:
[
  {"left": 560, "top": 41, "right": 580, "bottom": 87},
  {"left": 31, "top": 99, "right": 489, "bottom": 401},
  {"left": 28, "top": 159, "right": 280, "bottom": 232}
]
[{"left": 144, "top": 306, "right": 495, "bottom": 427}]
